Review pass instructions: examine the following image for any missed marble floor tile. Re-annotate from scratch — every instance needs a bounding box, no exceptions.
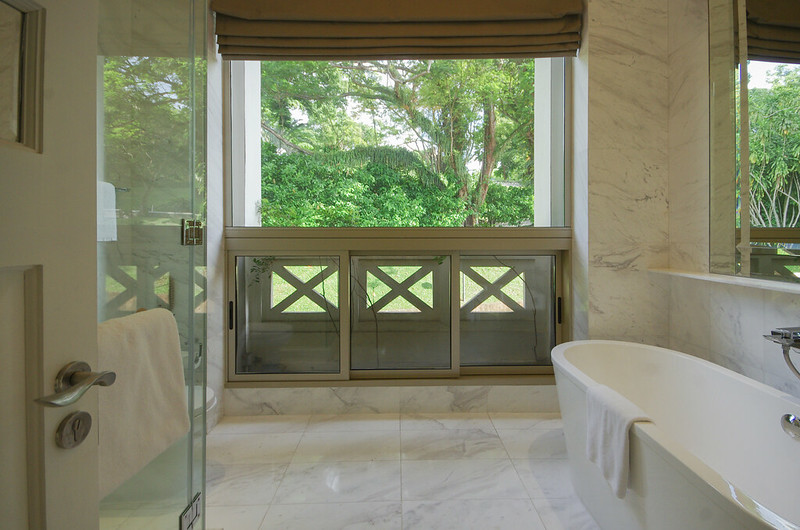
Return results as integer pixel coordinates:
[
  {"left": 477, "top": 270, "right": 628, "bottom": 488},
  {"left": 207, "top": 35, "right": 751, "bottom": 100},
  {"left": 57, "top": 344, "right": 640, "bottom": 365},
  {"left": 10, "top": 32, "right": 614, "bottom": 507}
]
[
  {"left": 274, "top": 460, "right": 402, "bottom": 504},
  {"left": 99, "top": 507, "right": 139, "bottom": 530},
  {"left": 533, "top": 497, "right": 601, "bottom": 530},
  {"left": 206, "top": 433, "right": 302, "bottom": 465},
  {"left": 205, "top": 505, "right": 269, "bottom": 530},
  {"left": 104, "top": 508, "right": 179, "bottom": 530},
  {"left": 401, "top": 428, "right": 508, "bottom": 460},
  {"left": 489, "top": 412, "right": 563, "bottom": 430},
  {"left": 203, "top": 414, "right": 598, "bottom": 529},
  {"left": 211, "top": 415, "right": 310, "bottom": 435},
  {"left": 307, "top": 413, "right": 400, "bottom": 432},
  {"left": 402, "top": 459, "right": 529, "bottom": 501},
  {"left": 400, "top": 412, "right": 494, "bottom": 431},
  {"left": 260, "top": 502, "right": 402, "bottom": 530},
  {"left": 513, "top": 458, "right": 577, "bottom": 499},
  {"left": 497, "top": 428, "right": 568, "bottom": 459},
  {"left": 292, "top": 431, "right": 401, "bottom": 462},
  {"left": 206, "top": 463, "right": 287, "bottom": 506},
  {"left": 402, "top": 499, "right": 546, "bottom": 530}
]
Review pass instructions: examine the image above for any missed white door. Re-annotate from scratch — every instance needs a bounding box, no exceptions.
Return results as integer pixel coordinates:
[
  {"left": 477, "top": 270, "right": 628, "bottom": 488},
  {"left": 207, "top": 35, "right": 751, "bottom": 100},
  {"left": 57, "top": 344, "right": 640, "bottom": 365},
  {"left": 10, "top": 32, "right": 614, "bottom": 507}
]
[{"left": 0, "top": 0, "right": 101, "bottom": 528}]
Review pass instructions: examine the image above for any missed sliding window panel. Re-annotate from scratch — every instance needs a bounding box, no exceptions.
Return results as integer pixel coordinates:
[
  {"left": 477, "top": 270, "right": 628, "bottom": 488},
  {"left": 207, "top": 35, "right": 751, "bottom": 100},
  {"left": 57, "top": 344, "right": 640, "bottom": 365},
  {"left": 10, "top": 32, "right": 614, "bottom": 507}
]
[
  {"left": 460, "top": 255, "right": 555, "bottom": 367},
  {"left": 234, "top": 255, "right": 342, "bottom": 375},
  {"left": 350, "top": 255, "right": 451, "bottom": 371}
]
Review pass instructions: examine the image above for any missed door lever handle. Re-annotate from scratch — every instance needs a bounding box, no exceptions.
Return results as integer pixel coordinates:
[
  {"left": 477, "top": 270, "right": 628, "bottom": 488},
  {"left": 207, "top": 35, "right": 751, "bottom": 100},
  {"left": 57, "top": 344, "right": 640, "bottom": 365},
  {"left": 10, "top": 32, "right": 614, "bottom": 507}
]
[{"left": 35, "top": 361, "right": 116, "bottom": 408}]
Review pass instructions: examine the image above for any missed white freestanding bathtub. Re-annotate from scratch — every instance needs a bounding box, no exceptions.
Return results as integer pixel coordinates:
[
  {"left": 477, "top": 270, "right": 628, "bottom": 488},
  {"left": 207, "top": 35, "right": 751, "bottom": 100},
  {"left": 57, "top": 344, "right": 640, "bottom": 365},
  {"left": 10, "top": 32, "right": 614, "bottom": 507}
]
[{"left": 552, "top": 340, "right": 800, "bottom": 530}]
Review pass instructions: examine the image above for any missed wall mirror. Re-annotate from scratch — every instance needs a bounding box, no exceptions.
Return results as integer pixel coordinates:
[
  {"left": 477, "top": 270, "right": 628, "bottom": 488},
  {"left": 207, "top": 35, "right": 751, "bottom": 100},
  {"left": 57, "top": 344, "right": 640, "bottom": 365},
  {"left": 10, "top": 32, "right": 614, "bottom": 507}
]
[{"left": 709, "top": 0, "right": 800, "bottom": 283}]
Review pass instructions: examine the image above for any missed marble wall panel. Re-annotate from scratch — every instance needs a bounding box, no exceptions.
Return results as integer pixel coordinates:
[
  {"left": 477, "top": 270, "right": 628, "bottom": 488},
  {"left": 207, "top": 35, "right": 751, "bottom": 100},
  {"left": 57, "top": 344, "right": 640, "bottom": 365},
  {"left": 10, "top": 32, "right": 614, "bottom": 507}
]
[
  {"left": 223, "top": 385, "right": 560, "bottom": 415},
  {"left": 579, "top": 0, "right": 671, "bottom": 344},
  {"left": 587, "top": 54, "right": 669, "bottom": 152},
  {"left": 669, "top": 243, "right": 709, "bottom": 272},
  {"left": 588, "top": 0, "right": 669, "bottom": 60},
  {"left": 668, "top": 0, "right": 708, "bottom": 54},
  {"left": 665, "top": 0, "right": 800, "bottom": 401},
  {"left": 587, "top": 268, "right": 670, "bottom": 346},
  {"left": 668, "top": 276, "right": 800, "bottom": 400},
  {"left": 667, "top": 0, "right": 709, "bottom": 275},
  {"left": 668, "top": 141, "right": 708, "bottom": 247},
  {"left": 587, "top": 148, "right": 669, "bottom": 252},
  {"left": 668, "top": 38, "right": 709, "bottom": 151},
  {"left": 668, "top": 276, "right": 711, "bottom": 351}
]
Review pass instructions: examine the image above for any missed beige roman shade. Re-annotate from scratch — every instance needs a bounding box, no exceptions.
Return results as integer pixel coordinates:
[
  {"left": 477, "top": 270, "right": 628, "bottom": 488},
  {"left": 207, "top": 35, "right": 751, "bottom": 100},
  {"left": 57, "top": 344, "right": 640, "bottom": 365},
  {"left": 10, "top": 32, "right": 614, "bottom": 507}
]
[
  {"left": 211, "top": 0, "right": 583, "bottom": 60},
  {"left": 747, "top": 0, "right": 800, "bottom": 63}
]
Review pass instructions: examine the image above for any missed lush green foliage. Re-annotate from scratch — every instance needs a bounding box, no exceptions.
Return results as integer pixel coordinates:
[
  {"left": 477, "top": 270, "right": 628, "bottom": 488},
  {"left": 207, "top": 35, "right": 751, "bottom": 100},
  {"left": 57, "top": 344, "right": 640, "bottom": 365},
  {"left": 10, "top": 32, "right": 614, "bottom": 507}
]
[
  {"left": 748, "top": 65, "right": 800, "bottom": 228},
  {"left": 261, "top": 144, "right": 532, "bottom": 227},
  {"left": 259, "top": 59, "right": 539, "bottom": 227}
]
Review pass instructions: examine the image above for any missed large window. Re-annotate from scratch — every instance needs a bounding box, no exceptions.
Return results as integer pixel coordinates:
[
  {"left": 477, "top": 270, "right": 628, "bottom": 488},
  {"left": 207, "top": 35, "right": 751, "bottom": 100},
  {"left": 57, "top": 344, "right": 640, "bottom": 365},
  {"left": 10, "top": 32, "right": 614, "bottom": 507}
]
[
  {"left": 229, "top": 58, "right": 567, "bottom": 229},
  {"left": 226, "top": 58, "right": 569, "bottom": 381}
]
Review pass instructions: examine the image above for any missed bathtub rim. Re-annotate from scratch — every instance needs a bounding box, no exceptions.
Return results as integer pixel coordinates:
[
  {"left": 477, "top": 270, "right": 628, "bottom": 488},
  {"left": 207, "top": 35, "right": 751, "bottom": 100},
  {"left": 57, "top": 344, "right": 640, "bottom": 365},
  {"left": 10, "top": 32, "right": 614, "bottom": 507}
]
[{"left": 552, "top": 339, "right": 800, "bottom": 530}]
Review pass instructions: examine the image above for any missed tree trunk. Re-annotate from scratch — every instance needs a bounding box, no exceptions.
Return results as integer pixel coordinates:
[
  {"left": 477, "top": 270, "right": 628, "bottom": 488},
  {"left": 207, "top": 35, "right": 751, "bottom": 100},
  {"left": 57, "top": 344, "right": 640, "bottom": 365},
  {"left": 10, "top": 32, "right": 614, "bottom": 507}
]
[{"left": 464, "top": 100, "right": 497, "bottom": 226}]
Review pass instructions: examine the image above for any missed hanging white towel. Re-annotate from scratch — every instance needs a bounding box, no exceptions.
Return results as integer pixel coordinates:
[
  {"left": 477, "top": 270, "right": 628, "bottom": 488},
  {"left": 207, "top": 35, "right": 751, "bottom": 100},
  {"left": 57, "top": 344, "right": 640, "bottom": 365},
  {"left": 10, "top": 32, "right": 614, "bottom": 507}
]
[
  {"left": 97, "top": 308, "right": 190, "bottom": 499},
  {"left": 96, "top": 181, "right": 117, "bottom": 242},
  {"left": 586, "top": 384, "right": 651, "bottom": 499}
]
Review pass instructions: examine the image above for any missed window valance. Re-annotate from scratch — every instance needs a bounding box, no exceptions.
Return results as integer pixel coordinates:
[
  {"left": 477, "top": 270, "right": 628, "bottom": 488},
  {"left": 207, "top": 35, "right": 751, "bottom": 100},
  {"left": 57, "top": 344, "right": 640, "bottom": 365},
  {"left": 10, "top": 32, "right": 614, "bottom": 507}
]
[{"left": 210, "top": 0, "right": 583, "bottom": 60}]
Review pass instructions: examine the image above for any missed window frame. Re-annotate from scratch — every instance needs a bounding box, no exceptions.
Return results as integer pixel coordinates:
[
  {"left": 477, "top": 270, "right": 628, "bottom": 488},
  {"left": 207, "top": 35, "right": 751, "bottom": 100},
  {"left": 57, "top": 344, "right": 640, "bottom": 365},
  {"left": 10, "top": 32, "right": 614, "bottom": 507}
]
[
  {"left": 226, "top": 228, "right": 569, "bottom": 382},
  {"left": 222, "top": 57, "right": 574, "bottom": 383}
]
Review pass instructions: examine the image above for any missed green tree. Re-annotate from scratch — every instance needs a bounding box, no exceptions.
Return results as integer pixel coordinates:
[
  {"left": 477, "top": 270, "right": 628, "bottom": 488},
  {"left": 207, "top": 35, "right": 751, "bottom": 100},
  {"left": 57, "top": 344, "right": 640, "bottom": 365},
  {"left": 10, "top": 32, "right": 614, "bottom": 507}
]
[
  {"left": 748, "top": 64, "right": 800, "bottom": 228},
  {"left": 259, "top": 59, "right": 538, "bottom": 227}
]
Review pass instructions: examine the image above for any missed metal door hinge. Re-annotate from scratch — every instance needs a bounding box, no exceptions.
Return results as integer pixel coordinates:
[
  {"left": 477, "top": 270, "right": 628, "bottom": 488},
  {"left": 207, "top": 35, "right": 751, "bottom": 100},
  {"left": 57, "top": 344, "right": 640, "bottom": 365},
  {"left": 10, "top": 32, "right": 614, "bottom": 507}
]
[
  {"left": 180, "top": 492, "right": 202, "bottom": 530},
  {"left": 181, "top": 219, "right": 204, "bottom": 246}
]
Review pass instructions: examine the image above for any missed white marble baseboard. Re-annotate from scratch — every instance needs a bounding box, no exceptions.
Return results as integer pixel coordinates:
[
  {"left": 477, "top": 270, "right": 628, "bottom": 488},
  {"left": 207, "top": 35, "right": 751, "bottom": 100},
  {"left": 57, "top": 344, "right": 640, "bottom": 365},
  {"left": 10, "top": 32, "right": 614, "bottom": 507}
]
[{"left": 223, "top": 385, "right": 559, "bottom": 416}]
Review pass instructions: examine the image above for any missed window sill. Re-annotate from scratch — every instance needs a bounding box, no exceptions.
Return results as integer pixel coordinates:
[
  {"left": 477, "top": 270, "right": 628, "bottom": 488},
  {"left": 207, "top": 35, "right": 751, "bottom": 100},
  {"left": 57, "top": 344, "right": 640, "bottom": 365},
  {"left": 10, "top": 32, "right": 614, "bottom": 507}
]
[{"left": 649, "top": 268, "right": 800, "bottom": 294}]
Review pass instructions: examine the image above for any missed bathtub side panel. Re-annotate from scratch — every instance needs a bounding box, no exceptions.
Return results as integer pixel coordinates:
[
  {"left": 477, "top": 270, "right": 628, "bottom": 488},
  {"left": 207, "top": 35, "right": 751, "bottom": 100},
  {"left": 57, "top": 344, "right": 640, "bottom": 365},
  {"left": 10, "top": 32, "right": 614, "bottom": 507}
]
[{"left": 555, "top": 364, "right": 766, "bottom": 530}]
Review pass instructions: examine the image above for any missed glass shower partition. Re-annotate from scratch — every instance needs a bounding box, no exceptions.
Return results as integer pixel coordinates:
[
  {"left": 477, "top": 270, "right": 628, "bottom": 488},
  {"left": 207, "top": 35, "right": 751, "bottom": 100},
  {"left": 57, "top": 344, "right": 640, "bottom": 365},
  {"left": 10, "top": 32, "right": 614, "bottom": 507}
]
[{"left": 96, "top": 0, "right": 207, "bottom": 527}]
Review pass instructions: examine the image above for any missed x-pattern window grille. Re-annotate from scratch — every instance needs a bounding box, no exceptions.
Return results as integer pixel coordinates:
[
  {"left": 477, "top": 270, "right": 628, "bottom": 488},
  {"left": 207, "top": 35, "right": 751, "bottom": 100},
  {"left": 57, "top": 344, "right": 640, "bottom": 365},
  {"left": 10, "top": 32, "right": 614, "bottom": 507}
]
[
  {"left": 351, "top": 257, "right": 448, "bottom": 322},
  {"left": 270, "top": 263, "right": 338, "bottom": 314},
  {"left": 366, "top": 265, "right": 434, "bottom": 314},
  {"left": 460, "top": 259, "right": 537, "bottom": 319}
]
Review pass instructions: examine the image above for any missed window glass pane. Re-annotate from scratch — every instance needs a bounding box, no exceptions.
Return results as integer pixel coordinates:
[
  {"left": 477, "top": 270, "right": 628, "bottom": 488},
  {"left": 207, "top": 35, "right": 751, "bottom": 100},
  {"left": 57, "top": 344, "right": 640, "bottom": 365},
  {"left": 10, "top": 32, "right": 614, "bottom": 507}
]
[
  {"left": 232, "top": 58, "right": 566, "bottom": 228},
  {"left": 460, "top": 256, "right": 554, "bottom": 366},
  {"left": 235, "top": 256, "right": 340, "bottom": 374},
  {"left": 0, "top": 2, "right": 23, "bottom": 143},
  {"left": 351, "top": 256, "right": 450, "bottom": 370}
]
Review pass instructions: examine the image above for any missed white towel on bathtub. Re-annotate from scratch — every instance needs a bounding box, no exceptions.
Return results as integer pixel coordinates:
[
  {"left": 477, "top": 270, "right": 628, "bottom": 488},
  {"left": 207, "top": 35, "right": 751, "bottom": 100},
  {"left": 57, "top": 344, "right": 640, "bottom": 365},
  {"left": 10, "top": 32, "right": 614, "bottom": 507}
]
[
  {"left": 97, "top": 308, "right": 190, "bottom": 499},
  {"left": 586, "top": 384, "right": 651, "bottom": 499}
]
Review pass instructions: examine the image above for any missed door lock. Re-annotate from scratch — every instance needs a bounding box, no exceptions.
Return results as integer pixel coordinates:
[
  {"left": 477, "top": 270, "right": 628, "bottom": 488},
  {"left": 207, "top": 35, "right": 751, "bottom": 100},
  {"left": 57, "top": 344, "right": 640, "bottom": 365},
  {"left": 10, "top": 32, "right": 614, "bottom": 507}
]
[{"left": 55, "top": 411, "right": 92, "bottom": 449}]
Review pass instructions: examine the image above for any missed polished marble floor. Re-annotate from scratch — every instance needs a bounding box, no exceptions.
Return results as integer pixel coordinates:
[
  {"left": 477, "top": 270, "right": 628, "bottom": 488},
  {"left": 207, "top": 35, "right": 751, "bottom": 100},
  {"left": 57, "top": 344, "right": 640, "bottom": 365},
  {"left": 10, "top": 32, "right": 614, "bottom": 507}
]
[{"left": 206, "top": 412, "right": 599, "bottom": 530}]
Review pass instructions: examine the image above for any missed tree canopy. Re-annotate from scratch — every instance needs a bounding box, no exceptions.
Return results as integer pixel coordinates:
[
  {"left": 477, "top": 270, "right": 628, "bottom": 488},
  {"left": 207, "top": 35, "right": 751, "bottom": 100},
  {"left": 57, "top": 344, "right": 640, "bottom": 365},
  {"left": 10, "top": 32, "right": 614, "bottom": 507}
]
[
  {"left": 748, "top": 64, "right": 800, "bottom": 228},
  {"left": 259, "top": 59, "right": 539, "bottom": 227}
]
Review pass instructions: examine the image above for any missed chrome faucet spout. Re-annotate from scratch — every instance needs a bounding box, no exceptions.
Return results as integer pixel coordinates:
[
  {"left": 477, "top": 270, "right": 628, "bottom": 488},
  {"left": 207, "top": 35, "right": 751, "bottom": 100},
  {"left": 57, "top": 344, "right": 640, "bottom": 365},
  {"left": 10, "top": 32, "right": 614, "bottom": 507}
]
[{"left": 764, "top": 328, "right": 800, "bottom": 381}]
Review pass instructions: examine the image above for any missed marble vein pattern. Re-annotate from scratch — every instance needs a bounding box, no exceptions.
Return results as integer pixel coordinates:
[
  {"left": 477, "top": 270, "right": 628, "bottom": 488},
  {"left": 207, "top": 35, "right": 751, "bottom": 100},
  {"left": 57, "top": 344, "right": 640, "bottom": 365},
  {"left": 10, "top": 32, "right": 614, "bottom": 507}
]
[
  {"left": 200, "top": 412, "right": 598, "bottom": 530},
  {"left": 224, "top": 384, "right": 560, "bottom": 415}
]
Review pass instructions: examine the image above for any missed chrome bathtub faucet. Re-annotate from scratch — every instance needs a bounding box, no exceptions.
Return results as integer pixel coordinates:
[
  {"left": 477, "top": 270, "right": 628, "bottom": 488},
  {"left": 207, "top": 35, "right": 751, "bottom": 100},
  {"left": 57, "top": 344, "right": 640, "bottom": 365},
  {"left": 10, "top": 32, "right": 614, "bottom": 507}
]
[{"left": 764, "top": 327, "right": 800, "bottom": 380}]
